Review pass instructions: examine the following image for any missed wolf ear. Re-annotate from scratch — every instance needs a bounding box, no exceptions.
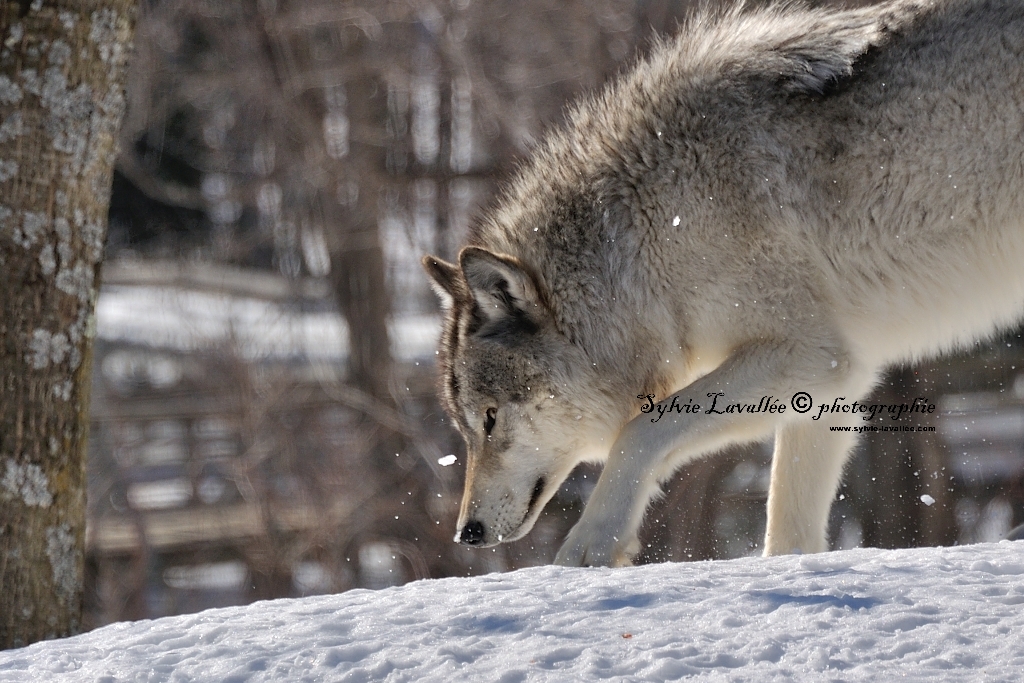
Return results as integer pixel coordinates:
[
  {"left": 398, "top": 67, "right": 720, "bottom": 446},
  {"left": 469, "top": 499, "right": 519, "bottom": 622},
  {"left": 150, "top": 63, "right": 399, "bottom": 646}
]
[
  {"left": 459, "top": 246, "right": 542, "bottom": 339},
  {"left": 422, "top": 255, "right": 461, "bottom": 309}
]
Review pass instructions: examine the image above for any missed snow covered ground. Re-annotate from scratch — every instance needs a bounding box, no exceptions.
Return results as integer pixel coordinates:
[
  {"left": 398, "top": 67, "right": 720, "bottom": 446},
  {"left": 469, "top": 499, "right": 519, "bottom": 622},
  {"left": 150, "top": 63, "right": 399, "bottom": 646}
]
[{"left": 2, "top": 542, "right": 1023, "bottom": 682}]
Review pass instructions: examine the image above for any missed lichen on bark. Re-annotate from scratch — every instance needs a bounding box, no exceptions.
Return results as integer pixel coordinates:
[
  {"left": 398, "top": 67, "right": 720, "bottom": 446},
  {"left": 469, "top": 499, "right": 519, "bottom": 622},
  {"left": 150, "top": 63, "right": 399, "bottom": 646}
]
[{"left": 0, "top": 0, "right": 136, "bottom": 649}]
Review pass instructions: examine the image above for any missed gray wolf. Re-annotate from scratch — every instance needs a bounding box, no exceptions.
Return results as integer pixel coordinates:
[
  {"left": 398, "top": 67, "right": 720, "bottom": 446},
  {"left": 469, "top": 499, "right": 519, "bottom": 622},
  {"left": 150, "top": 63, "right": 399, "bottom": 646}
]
[{"left": 422, "top": 0, "right": 1024, "bottom": 566}]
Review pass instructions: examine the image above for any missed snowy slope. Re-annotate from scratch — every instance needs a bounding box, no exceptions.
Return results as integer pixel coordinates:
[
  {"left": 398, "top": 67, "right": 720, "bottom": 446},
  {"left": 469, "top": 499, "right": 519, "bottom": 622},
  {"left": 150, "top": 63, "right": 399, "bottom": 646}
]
[{"left": 2, "top": 543, "right": 1023, "bottom": 682}]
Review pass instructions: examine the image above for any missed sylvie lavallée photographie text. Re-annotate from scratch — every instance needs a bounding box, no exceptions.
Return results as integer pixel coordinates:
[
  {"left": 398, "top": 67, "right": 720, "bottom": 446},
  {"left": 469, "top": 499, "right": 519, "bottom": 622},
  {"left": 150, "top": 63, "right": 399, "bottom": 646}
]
[{"left": 639, "top": 393, "right": 938, "bottom": 422}]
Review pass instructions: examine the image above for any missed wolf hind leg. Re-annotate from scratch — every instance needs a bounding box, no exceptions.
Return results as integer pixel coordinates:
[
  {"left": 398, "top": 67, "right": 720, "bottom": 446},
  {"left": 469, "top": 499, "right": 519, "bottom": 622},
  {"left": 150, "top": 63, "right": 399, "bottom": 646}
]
[{"left": 763, "top": 417, "right": 859, "bottom": 555}]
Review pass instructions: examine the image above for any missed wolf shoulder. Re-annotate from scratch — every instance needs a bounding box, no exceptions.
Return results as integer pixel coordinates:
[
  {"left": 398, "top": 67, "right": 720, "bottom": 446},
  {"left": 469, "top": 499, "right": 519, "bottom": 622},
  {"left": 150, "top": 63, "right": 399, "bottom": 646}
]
[
  {"left": 808, "top": 0, "right": 1024, "bottom": 152},
  {"left": 613, "top": 0, "right": 1024, "bottom": 360}
]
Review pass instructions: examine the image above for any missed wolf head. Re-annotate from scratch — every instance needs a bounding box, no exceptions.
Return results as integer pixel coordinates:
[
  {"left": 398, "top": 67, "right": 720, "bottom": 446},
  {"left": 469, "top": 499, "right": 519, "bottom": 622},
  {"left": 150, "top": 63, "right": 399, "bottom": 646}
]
[{"left": 422, "top": 247, "right": 620, "bottom": 547}]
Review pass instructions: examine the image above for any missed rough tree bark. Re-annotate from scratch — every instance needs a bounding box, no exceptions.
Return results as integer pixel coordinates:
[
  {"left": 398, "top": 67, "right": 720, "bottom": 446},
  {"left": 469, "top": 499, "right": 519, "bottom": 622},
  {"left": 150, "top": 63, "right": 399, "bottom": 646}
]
[{"left": 0, "top": 0, "right": 135, "bottom": 649}]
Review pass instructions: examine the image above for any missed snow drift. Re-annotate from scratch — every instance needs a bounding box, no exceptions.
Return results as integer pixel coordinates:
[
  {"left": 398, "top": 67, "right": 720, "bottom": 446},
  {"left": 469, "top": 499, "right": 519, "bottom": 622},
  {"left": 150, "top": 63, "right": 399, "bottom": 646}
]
[{"left": 2, "top": 543, "right": 1023, "bottom": 681}]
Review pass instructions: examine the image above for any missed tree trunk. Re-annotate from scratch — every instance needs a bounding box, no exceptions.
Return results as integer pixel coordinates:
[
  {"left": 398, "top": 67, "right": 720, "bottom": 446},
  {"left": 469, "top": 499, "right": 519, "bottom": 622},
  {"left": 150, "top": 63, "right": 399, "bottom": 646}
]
[
  {"left": 860, "top": 368, "right": 922, "bottom": 549},
  {"left": 328, "top": 73, "right": 394, "bottom": 408},
  {"left": 0, "top": 0, "right": 135, "bottom": 649}
]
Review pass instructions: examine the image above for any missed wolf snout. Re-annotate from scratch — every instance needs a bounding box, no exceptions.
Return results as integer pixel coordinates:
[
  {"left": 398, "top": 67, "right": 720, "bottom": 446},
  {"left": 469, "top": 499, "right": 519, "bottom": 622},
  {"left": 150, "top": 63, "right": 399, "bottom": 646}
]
[{"left": 458, "top": 520, "right": 486, "bottom": 546}]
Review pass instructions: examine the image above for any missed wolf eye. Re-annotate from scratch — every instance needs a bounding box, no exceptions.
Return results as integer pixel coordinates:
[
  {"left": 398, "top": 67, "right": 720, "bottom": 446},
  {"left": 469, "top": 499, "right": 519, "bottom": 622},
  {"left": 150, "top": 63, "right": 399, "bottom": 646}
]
[{"left": 484, "top": 407, "right": 497, "bottom": 436}]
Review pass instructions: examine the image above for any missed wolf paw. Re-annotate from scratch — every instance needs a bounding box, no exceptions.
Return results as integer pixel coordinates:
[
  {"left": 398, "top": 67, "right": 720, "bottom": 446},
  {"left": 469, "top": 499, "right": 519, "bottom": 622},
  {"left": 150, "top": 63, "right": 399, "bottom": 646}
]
[{"left": 554, "top": 527, "right": 636, "bottom": 567}]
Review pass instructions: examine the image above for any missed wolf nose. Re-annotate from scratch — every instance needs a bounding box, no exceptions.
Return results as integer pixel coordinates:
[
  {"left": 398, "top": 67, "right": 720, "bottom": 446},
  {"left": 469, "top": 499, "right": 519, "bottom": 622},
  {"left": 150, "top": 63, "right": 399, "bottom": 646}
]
[{"left": 459, "top": 520, "right": 486, "bottom": 546}]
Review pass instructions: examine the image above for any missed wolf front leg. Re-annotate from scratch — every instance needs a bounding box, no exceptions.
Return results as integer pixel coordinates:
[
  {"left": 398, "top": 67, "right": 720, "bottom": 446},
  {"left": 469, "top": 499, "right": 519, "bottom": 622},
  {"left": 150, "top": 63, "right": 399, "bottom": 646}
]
[
  {"left": 763, "top": 417, "right": 860, "bottom": 555},
  {"left": 554, "top": 340, "right": 865, "bottom": 567}
]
